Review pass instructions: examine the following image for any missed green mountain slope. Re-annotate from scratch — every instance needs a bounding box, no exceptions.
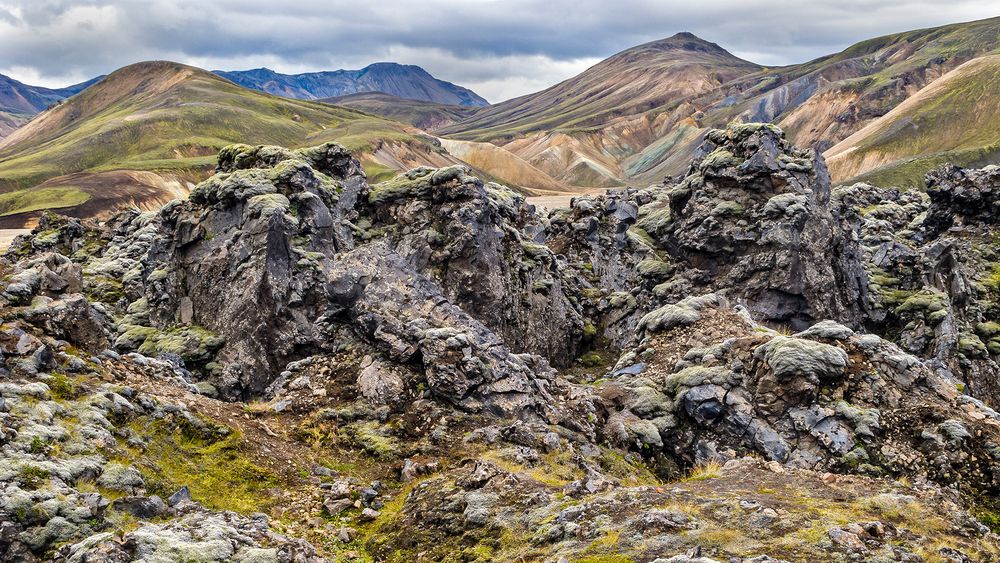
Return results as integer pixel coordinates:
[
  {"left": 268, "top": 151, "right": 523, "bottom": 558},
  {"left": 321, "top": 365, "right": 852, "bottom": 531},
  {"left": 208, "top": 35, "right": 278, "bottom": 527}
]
[
  {"left": 825, "top": 54, "right": 1000, "bottom": 188},
  {"left": 0, "top": 61, "right": 459, "bottom": 223}
]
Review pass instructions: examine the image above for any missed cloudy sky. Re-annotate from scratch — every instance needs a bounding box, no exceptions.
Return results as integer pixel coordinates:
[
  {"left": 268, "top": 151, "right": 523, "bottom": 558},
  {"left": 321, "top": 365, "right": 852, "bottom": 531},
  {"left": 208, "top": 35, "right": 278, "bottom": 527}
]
[{"left": 0, "top": 0, "right": 998, "bottom": 103}]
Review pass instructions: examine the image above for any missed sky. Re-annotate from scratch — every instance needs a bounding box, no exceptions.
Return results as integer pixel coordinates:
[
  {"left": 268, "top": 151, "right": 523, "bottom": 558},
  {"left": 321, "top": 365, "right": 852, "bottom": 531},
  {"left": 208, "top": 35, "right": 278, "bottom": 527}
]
[{"left": 0, "top": 1, "right": 998, "bottom": 103}]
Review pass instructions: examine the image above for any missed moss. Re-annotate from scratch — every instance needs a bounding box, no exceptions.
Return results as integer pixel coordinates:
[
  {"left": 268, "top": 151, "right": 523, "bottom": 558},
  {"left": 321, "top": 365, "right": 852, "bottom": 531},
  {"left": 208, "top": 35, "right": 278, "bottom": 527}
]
[
  {"left": 119, "top": 324, "right": 224, "bottom": 364},
  {"left": 579, "top": 352, "right": 604, "bottom": 367},
  {"left": 85, "top": 276, "right": 124, "bottom": 303},
  {"left": 710, "top": 200, "right": 745, "bottom": 216},
  {"left": 983, "top": 263, "right": 1000, "bottom": 292},
  {"left": 893, "top": 289, "right": 949, "bottom": 322},
  {"left": 959, "top": 334, "right": 987, "bottom": 356},
  {"left": 636, "top": 259, "right": 673, "bottom": 279},
  {"left": 341, "top": 422, "right": 401, "bottom": 460},
  {"left": 46, "top": 373, "right": 77, "bottom": 401},
  {"left": 701, "top": 148, "right": 742, "bottom": 169},
  {"left": 636, "top": 205, "right": 672, "bottom": 235},
  {"left": 369, "top": 165, "right": 465, "bottom": 206},
  {"left": 246, "top": 193, "right": 291, "bottom": 216},
  {"left": 18, "top": 465, "right": 50, "bottom": 490},
  {"left": 625, "top": 226, "right": 657, "bottom": 250},
  {"left": 520, "top": 241, "right": 550, "bottom": 259},
  {"left": 582, "top": 322, "right": 598, "bottom": 339},
  {"left": 125, "top": 415, "right": 278, "bottom": 514}
]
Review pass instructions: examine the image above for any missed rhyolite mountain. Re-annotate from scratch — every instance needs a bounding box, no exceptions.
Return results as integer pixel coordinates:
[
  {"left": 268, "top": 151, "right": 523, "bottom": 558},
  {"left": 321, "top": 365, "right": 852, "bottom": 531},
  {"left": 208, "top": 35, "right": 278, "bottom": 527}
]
[
  {"left": 215, "top": 63, "right": 489, "bottom": 107},
  {"left": 824, "top": 54, "right": 1000, "bottom": 188},
  {"left": 2, "top": 122, "right": 999, "bottom": 561},
  {"left": 0, "top": 61, "right": 479, "bottom": 225},
  {"left": 441, "top": 17, "right": 1000, "bottom": 190}
]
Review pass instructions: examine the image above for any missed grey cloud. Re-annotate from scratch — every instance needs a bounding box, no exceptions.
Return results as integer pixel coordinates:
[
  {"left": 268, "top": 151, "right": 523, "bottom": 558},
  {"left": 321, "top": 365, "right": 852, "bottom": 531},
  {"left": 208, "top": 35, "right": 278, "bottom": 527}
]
[{"left": 0, "top": 0, "right": 997, "bottom": 102}]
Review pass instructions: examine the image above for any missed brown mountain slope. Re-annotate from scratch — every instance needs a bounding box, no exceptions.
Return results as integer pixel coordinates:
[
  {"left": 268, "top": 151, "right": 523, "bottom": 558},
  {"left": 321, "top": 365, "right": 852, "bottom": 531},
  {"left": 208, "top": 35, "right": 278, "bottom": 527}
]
[
  {"left": 320, "top": 92, "right": 480, "bottom": 130},
  {"left": 442, "top": 17, "right": 1000, "bottom": 190},
  {"left": 440, "top": 32, "right": 761, "bottom": 141}
]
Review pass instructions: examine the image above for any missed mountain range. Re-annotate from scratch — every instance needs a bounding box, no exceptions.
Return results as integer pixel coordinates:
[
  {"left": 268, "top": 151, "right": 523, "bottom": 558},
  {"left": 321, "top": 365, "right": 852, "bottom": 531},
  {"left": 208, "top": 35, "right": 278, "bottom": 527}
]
[
  {"left": 439, "top": 17, "right": 1000, "bottom": 190},
  {"left": 214, "top": 63, "right": 489, "bottom": 107},
  {"left": 0, "top": 62, "right": 483, "bottom": 222},
  {"left": 3, "top": 17, "right": 1000, "bottom": 224}
]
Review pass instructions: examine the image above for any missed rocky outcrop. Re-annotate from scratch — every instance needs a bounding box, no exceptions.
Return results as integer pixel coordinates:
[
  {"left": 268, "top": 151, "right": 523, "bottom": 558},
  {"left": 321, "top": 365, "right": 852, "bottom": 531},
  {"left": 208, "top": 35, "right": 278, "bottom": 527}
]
[
  {"left": 923, "top": 164, "right": 1000, "bottom": 236},
  {"left": 4, "top": 125, "right": 1000, "bottom": 562},
  {"left": 604, "top": 294, "right": 1000, "bottom": 497}
]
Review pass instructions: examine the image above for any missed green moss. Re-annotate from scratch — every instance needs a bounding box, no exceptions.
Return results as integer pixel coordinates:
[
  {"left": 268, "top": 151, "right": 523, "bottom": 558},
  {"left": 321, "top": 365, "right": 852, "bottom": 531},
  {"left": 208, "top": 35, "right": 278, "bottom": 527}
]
[
  {"left": 47, "top": 373, "right": 77, "bottom": 401},
  {"left": 701, "top": 148, "right": 742, "bottom": 169},
  {"left": 637, "top": 259, "right": 673, "bottom": 279},
  {"left": 636, "top": 205, "right": 672, "bottom": 235},
  {"left": 18, "top": 465, "right": 50, "bottom": 490},
  {"left": 120, "top": 324, "right": 225, "bottom": 364},
  {"left": 711, "top": 200, "right": 745, "bottom": 216},
  {"left": 341, "top": 422, "right": 401, "bottom": 460},
  {"left": 626, "top": 226, "right": 657, "bottom": 250},
  {"left": 126, "top": 416, "right": 277, "bottom": 514},
  {"left": 894, "top": 289, "right": 949, "bottom": 322},
  {"left": 959, "top": 334, "right": 987, "bottom": 356}
]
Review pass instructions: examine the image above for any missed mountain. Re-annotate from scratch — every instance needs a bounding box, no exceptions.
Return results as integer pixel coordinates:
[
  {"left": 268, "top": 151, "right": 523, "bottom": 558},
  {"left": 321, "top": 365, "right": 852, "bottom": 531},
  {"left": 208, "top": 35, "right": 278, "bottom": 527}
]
[
  {"left": 215, "top": 63, "right": 489, "bottom": 107},
  {"left": 824, "top": 54, "right": 1000, "bottom": 187},
  {"left": 320, "top": 91, "right": 481, "bottom": 130},
  {"left": 0, "top": 110, "right": 30, "bottom": 138},
  {"left": 440, "top": 17, "right": 1000, "bottom": 189},
  {"left": 438, "top": 32, "right": 762, "bottom": 187},
  {"left": 0, "top": 72, "right": 100, "bottom": 115},
  {"left": 442, "top": 32, "right": 760, "bottom": 139},
  {"left": 0, "top": 61, "right": 473, "bottom": 225}
]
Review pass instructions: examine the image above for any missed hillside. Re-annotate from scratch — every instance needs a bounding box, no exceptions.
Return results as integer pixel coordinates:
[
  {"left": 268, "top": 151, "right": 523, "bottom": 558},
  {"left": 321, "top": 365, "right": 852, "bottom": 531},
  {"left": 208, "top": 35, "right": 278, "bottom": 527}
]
[
  {"left": 440, "top": 17, "right": 1000, "bottom": 189},
  {"left": 824, "top": 54, "right": 1000, "bottom": 187},
  {"left": 0, "top": 61, "right": 470, "bottom": 225},
  {"left": 215, "top": 63, "right": 488, "bottom": 107},
  {"left": 320, "top": 91, "right": 480, "bottom": 130},
  {"left": 441, "top": 32, "right": 760, "bottom": 140},
  {"left": 0, "top": 110, "right": 29, "bottom": 138}
]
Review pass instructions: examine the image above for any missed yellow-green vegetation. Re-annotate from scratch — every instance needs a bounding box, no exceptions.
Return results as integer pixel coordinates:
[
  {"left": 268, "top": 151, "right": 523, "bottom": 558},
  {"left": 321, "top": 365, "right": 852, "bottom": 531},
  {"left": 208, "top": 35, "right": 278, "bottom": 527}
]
[
  {"left": 580, "top": 529, "right": 633, "bottom": 563},
  {"left": 116, "top": 324, "right": 224, "bottom": 364},
  {"left": 340, "top": 421, "right": 401, "bottom": 460},
  {"left": 0, "top": 186, "right": 90, "bottom": 216},
  {"left": 123, "top": 416, "right": 278, "bottom": 513},
  {"left": 482, "top": 448, "right": 583, "bottom": 488},
  {"left": 826, "top": 54, "right": 1000, "bottom": 187},
  {"left": 683, "top": 460, "right": 723, "bottom": 482},
  {"left": 0, "top": 61, "right": 430, "bottom": 195}
]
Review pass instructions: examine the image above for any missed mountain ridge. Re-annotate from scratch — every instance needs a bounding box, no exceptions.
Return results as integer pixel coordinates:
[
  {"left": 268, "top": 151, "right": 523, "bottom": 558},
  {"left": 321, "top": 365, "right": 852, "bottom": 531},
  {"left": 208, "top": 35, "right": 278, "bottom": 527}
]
[
  {"left": 440, "top": 17, "right": 1000, "bottom": 189},
  {"left": 215, "top": 62, "right": 489, "bottom": 107}
]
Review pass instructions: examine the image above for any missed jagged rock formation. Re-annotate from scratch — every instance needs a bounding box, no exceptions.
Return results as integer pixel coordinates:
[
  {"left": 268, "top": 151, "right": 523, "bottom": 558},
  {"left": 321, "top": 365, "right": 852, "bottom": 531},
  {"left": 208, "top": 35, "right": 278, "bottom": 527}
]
[{"left": 3, "top": 122, "right": 1000, "bottom": 561}]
